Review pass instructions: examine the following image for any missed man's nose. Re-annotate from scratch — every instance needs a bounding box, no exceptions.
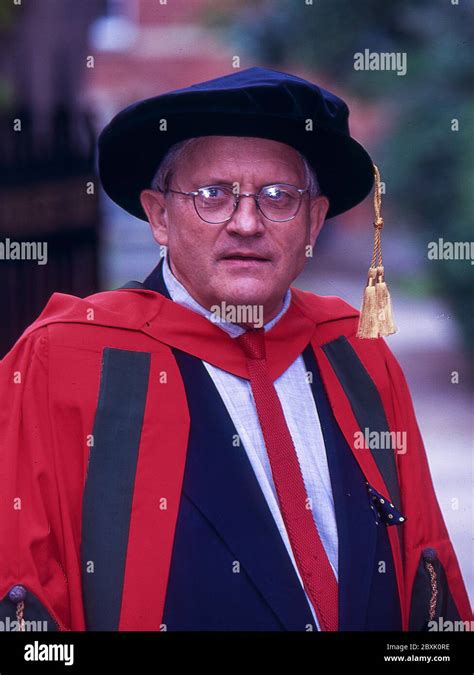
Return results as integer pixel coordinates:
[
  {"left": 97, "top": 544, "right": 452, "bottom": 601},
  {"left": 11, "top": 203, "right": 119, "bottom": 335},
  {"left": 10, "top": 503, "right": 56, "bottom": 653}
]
[{"left": 225, "top": 194, "right": 265, "bottom": 236}]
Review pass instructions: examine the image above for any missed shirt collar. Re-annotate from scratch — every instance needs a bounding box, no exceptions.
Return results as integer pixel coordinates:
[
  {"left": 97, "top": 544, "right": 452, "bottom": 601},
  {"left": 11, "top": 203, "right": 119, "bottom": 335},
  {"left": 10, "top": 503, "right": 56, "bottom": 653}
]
[{"left": 161, "top": 251, "right": 292, "bottom": 337}]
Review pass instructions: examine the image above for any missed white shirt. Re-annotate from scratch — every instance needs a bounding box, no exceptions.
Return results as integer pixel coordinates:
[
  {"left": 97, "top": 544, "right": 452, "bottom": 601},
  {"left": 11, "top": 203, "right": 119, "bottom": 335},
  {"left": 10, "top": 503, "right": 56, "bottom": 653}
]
[{"left": 162, "top": 254, "right": 338, "bottom": 629}]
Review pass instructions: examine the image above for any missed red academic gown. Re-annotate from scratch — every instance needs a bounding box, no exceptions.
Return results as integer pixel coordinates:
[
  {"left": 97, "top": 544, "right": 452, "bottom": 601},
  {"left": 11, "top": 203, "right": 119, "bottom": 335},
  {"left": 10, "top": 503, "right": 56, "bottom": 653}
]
[{"left": 0, "top": 284, "right": 471, "bottom": 631}]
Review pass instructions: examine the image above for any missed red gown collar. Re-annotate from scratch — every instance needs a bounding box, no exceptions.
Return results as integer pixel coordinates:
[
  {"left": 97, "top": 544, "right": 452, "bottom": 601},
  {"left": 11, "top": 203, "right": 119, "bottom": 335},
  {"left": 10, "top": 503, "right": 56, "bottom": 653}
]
[{"left": 141, "top": 290, "right": 318, "bottom": 381}]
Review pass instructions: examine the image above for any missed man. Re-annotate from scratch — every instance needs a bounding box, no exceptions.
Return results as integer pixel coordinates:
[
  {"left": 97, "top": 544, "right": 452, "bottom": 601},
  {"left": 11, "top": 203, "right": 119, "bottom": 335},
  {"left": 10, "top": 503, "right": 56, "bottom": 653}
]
[{"left": 0, "top": 67, "right": 471, "bottom": 631}]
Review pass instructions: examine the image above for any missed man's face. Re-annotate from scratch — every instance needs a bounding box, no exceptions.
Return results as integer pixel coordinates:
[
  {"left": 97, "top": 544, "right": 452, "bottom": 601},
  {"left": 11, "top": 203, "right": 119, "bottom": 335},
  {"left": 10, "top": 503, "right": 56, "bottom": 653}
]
[{"left": 140, "top": 136, "right": 329, "bottom": 323}]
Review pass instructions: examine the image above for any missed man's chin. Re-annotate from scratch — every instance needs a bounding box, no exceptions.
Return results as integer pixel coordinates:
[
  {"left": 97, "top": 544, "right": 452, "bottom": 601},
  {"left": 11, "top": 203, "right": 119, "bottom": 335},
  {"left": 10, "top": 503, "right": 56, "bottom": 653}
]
[
  {"left": 213, "top": 294, "right": 268, "bottom": 309},
  {"left": 208, "top": 290, "right": 270, "bottom": 329},
  {"left": 213, "top": 283, "right": 271, "bottom": 309}
]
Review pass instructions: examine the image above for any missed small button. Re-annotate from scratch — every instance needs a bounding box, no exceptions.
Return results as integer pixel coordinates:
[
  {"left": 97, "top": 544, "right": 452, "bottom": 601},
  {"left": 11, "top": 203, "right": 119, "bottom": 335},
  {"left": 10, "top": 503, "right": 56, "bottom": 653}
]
[
  {"left": 8, "top": 585, "right": 27, "bottom": 603},
  {"left": 422, "top": 547, "right": 437, "bottom": 562}
]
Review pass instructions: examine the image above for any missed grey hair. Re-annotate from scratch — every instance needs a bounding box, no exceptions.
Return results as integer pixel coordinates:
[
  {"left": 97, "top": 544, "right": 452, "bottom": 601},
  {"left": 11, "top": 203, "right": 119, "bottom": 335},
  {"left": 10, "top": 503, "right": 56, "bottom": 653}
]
[{"left": 150, "top": 137, "right": 322, "bottom": 197}]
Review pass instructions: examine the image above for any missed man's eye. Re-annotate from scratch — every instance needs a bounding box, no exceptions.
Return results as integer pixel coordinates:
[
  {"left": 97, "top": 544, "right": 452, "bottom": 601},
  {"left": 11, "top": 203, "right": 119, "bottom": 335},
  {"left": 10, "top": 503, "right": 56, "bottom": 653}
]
[
  {"left": 199, "top": 187, "right": 227, "bottom": 199},
  {"left": 267, "top": 189, "right": 282, "bottom": 199},
  {"left": 263, "top": 187, "right": 290, "bottom": 201}
]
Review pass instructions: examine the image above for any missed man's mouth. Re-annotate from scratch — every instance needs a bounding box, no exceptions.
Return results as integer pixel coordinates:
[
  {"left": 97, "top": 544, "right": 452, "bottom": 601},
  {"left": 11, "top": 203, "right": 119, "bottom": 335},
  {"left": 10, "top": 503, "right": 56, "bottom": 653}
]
[{"left": 220, "top": 253, "right": 271, "bottom": 262}]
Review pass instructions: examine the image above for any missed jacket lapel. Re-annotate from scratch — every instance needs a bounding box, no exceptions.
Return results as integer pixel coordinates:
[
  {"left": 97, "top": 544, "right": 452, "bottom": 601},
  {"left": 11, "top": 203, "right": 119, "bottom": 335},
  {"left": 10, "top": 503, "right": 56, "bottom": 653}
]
[
  {"left": 302, "top": 345, "right": 377, "bottom": 630},
  {"left": 142, "top": 256, "right": 170, "bottom": 297}
]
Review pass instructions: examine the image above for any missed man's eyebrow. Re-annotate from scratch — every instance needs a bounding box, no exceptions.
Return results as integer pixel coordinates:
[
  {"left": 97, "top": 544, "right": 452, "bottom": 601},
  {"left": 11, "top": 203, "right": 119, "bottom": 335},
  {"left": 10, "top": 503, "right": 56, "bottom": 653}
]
[
  {"left": 192, "top": 179, "right": 300, "bottom": 187},
  {"left": 193, "top": 178, "right": 234, "bottom": 186}
]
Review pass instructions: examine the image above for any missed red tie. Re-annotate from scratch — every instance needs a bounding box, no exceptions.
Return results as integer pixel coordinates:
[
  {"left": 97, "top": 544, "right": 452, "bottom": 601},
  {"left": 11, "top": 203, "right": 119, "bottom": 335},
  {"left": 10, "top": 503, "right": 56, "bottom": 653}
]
[{"left": 236, "top": 327, "right": 339, "bottom": 631}]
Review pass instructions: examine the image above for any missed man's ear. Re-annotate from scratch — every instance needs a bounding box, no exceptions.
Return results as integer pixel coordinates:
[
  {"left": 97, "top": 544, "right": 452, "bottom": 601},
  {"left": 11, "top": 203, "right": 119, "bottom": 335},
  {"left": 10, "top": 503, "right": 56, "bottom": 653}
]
[
  {"left": 140, "top": 189, "right": 169, "bottom": 246},
  {"left": 309, "top": 195, "right": 330, "bottom": 248}
]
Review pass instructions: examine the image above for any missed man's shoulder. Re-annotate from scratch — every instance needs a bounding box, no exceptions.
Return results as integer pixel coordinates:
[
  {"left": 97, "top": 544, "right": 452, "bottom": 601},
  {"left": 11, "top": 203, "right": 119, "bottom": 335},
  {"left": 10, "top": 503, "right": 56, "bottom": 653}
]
[
  {"left": 290, "top": 286, "right": 397, "bottom": 371},
  {"left": 290, "top": 286, "right": 360, "bottom": 337},
  {"left": 20, "top": 287, "right": 161, "bottom": 342}
]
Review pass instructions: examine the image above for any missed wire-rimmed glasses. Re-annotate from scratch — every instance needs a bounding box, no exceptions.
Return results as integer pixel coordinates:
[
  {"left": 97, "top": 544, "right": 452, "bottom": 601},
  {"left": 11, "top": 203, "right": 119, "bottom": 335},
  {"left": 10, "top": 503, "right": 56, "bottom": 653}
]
[{"left": 158, "top": 183, "right": 310, "bottom": 224}]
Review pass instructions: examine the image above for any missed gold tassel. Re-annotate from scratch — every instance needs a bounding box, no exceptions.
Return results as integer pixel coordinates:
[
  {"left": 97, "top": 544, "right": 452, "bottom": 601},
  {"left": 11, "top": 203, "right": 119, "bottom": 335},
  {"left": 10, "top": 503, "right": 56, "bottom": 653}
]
[
  {"left": 357, "top": 268, "right": 379, "bottom": 338},
  {"left": 375, "top": 265, "right": 397, "bottom": 334},
  {"left": 356, "top": 165, "right": 397, "bottom": 339}
]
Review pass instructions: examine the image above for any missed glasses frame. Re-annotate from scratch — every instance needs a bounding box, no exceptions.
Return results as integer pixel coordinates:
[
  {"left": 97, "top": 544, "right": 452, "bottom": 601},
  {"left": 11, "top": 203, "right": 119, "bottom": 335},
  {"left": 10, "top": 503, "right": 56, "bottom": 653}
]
[{"left": 157, "top": 182, "right": 311, "bottom": 224}]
